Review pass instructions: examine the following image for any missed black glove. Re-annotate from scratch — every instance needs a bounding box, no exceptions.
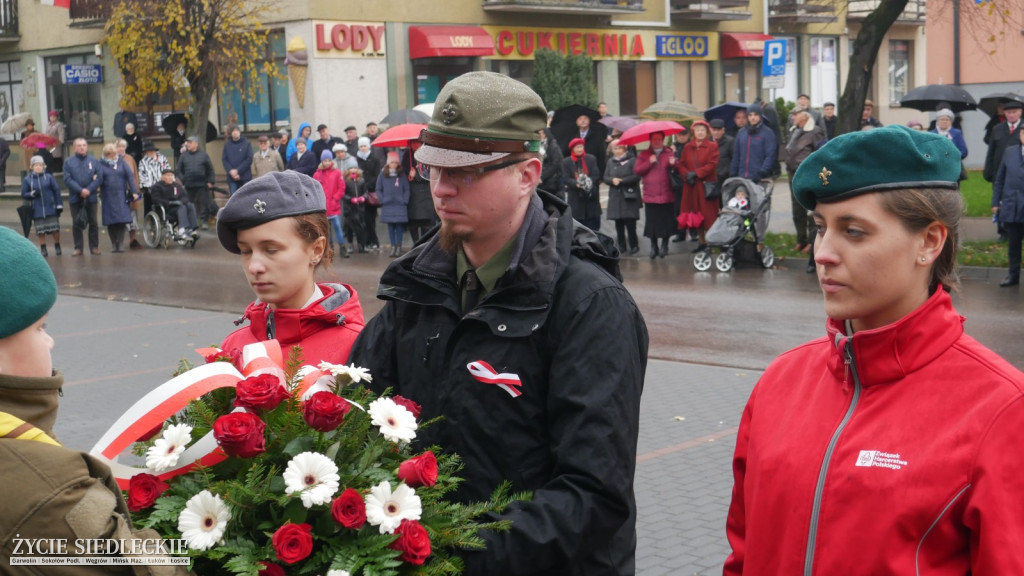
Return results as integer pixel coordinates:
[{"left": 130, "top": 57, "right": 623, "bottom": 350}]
[
  {"left": 56, "top": 205, "right": 63, "bottom": 212},
  {"left": 685, "top": 171, "right": 697, "bottom": 186}
]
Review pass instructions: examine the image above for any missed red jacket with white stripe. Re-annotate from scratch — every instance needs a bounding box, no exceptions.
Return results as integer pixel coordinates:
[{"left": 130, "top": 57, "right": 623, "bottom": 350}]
[{"left": 724, "top": 289, "right": 1024, "bottom": 576}]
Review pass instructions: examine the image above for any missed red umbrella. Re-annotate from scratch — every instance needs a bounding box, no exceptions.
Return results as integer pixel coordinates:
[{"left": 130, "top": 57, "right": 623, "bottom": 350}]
[
  {"left": 21, "top": 132, "right": 59, "bottom": 149},
  {"left": 371, "top": 123, "right": 427, "bottom": 148},
  {"left": 617, "top": 120, "right": 687, "bottom": 147}
]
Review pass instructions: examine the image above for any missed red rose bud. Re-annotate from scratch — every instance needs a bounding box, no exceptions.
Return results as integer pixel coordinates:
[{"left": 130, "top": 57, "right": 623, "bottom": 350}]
[
  {"left": 398, "top": 451, "right": 438, "bottom": 488},
  {"left": 257, "top": 562, "right": 286, "bottom": 576},
  {"left": 392, "top": 395, "right": 422, "bottom": 418},
  {"left": 235, "top": 373, "right": 290, "bottom": 411},
  {"left": 390, "top": 519, "right": 431, "bottom": 565},
  {"left": 302, "top": 391, "right": 351, "bottom": 432},
  {"left": 331, "top": 488, "right": 367, "bottom": 529},
  {"left": 272, "top": 522, "right": 313, "bottom": 565},
  {"left": 126, "top": 473, "right": 169, "bottom": 511},
  {"left": 213, "top": 412, "right": 267, "bottom": 457}
]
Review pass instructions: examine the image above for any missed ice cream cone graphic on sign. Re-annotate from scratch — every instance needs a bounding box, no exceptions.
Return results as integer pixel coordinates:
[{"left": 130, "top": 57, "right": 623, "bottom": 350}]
[{"left": 286, "top": 36, "right": 308, "bottom": 108}]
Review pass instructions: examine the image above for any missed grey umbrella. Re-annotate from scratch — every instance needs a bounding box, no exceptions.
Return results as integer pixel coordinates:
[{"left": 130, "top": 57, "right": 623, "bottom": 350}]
[{"left": 380, "top": 109, "right": 430, "bottom": 126}]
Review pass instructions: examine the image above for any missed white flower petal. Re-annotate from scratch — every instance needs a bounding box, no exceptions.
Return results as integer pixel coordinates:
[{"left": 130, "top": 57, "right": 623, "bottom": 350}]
[
  {"left": 283, "top": 452, "right": 340, "bottom": 508},
  {"left": 364, "top": 480, "right": 422, "bottom": 534},
  {"left": 368, "top": 398, "right": 417, "bottom": 444},
  {"left": 327, "top": 570, "right": 351, "bottom": 576},
  {"left": 145, "top": 423, "right": 193, "bottom": 472},
  {"left": 177, "top": 490, "right": 230, "bottom": 551}
]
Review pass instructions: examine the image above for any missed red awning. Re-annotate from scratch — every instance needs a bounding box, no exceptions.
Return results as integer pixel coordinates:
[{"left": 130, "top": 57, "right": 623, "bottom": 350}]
[
  {"left": 720, "top": 33, "right": 774, "bottom": 59},
  {"left": 408, "top": 26, "right": 495, "bottom": 59}
]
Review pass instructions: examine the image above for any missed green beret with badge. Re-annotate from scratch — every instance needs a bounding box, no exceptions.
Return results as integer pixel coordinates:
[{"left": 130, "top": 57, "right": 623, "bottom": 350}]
[
  {"left": 415, "top": 71, "right": 548, "bottom": 168},
  {"left": 0, "top": 226, "right": 57, "bottom": 339},
  {"left": 792, "top": 125, "right": 961, "bottom": 211}
]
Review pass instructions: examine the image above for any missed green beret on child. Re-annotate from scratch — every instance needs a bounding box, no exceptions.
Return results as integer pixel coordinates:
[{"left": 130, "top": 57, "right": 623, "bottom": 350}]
[
  {"left": 792, "top": 125, "right": 961, "bottom": 211},
  {"left": 0, "top": 226, "right": 58, "bottom": 339}
]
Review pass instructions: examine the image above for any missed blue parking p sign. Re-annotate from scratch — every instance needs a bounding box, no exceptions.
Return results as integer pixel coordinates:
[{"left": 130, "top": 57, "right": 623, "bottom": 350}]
[{"left": 762, "top": 40, "right": 786, "bottom": 77}]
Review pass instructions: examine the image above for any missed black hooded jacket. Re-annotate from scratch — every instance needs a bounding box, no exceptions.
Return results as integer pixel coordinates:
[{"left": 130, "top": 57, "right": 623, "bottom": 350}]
[{"left": 349, "top": 191, "right": 648, "bottom": 576}]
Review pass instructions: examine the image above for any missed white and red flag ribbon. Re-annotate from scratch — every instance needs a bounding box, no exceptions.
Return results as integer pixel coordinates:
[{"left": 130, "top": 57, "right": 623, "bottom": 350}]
[{"left": 466, "top": 360, "right": 522, "bottom": 398}]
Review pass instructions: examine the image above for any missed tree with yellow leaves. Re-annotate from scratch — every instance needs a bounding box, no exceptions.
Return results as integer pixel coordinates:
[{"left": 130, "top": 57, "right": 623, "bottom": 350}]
[{"left": 103, "top": 0, "right": 281, "bottom": 147}]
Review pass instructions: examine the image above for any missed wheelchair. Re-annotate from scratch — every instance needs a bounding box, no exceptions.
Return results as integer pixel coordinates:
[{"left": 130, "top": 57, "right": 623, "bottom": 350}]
[{"left": 142, "top": 203, "right": 198, "bottom": 249}]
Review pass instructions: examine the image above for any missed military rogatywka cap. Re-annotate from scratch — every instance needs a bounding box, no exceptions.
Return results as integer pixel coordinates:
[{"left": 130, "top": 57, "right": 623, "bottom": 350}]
[
  {"left": 415, "top": 71, "right": 548, "bottom": 168},
  {"left": 792, "top": 125, "right": 961, "bottom": 211},
  {"left": 217, "top": 171, "right": 326, "bottom": 254}
]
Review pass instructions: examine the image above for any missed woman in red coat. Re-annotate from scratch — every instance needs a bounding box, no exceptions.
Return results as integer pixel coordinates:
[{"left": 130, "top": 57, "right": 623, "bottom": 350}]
[
  {"left": 677, "top": 120, "right": 720, "bottom": 252},
  {"left": 634, "top": 131, "right": 678, "bottom": 259}
]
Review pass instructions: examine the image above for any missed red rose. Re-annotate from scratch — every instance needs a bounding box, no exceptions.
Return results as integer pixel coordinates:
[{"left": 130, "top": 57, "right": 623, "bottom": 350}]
[
  {"left": 235, "top": 373, "right": 290, "bottom": 411},
  {"left": 213, "top": 412, "right": 266, "bottom": 457},
  {"left": 257, "top": 562, "right": 285, "bottom": 576},
  {"left": 390, "top": 520, "right": 431, "bottom": 565},
  {"left": 272, "top": 523, "right": 313, "bottom": 565},
  {"left": 397, "top": 451, "right": 438, "bottom": 488},
  {"left": 392, "top": 395, "right": 422, "bottom": 418},
  {"left": 302, "top": 391, "right": 351, "bottom": 432},
  {"left": 331, "top": 488, "right": 366, "bottom": 529},
  {"left": 126, "top": 473, "right": 168, "bottom": 511}
]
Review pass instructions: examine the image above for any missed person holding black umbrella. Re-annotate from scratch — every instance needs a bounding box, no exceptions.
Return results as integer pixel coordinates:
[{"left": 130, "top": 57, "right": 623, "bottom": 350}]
[{"left": 992, "top": 127, "right": 1024, "bottom": 287}]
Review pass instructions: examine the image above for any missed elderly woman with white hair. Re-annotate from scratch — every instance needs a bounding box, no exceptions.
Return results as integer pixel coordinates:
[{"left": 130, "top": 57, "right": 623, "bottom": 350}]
[{"left": 930, "top": 108, "right": 968, "bottom": 181}]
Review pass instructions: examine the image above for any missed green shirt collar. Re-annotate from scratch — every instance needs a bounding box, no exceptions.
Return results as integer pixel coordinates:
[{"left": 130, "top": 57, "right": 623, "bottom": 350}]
[{"left": 456, "top": 234, "right": 519, "bottom": 307}]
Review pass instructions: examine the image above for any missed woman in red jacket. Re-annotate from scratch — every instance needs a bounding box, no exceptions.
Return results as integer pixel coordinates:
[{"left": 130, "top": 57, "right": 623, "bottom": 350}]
[
  {"left": 216, "top": 171, "right": 364, "bottom": 368},
  {"left": 725, "top": 126, "right": 1024, "bottom": 575},
  {"left": 677, "top": 120, "right": 720, "bottom": 252},
  {"left": 633, "top": 131, "right": 677, "bottom": 259},
  {"left": 313, "top": 150, "right": 347, "bottom": 259}
]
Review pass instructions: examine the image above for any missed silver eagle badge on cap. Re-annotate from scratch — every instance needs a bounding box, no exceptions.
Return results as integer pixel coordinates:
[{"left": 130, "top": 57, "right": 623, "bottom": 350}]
[{"left": 254, "top": 199, "right": 267, "bottom": 214}]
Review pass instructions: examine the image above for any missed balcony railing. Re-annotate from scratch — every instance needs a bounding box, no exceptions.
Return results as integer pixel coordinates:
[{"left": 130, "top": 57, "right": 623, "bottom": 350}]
[
  {"left": 847, "top": 0, "right": 926, "bottom": 23},
  {"left": 483, "top": 0, "right": 645, "bottom": 14},
  {"left": 769, "top": 0, "right": 837, "bottom": 23},
  {"left": 671, "top": 0, "right": 751, "bottom": 21},
  {"left": 0, "top": 0, "right": 18, "bottom": 40},
  {"left": 69, "top": 0, "right": 111, "bottom": 26}
]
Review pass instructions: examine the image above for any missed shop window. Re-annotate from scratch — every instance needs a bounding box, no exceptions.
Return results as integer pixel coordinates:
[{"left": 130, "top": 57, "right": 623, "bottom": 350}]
[
  {"left": 413, "top": 57, "right": 474, "bottom": 105},
  {"left": 44, "top": 53, "right": 103, "bottom": 141},
  {"left": 888, "top": 40, "right": 910, "bottom": 104},
  {"left": 0, "top": 60, "right": 23, "bottom": 140},
  {"left": 219, "top": 29, "right": 289, "bottom": 133}
]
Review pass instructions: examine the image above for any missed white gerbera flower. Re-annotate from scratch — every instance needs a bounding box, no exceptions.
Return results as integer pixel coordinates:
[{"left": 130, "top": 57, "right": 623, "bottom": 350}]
[
  {"left": 283, "top": 452, "right": 340, "bottom": 508},
  {"left": 146, "top": 423, "right": 193, "bottom": 472},
  {"left": 317, "top": 362, "right": 373, "bottom": 384},
  {"left": 368, "top": 398, "right": 417, "bottom": 443},
  {"left": 177, "top": 490, "right": 230, "bottom": 551},
  {"left": 327, "top": 570, "right": 351, "bottom": 576},
  {"left": 364, "top": 481, "right": 422, "bottom": 534}
]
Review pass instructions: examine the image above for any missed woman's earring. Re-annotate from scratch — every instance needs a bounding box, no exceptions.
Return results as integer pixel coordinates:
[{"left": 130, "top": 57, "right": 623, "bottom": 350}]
[{"left": 920, "top": 257, "right": 927, "bottom": 263}]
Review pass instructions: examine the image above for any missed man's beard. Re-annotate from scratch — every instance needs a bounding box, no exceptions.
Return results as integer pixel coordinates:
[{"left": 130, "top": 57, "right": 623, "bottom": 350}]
[{"left": 438, "top": 221, "right": 470, "bottom": 254}]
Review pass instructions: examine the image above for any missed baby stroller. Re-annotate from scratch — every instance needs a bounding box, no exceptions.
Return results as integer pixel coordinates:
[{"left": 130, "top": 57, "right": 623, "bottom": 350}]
[{"left": 692, "top": 177, "right": 774, "bottom": 272}]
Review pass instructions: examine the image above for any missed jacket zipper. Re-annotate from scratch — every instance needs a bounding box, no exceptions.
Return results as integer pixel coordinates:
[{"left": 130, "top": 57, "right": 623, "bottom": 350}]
[
  {"left": 266, "top": 309, "right": 275, "bottom": 340},
  {"left": 803, "top": 337, "right": 862, "bottom": 576}
]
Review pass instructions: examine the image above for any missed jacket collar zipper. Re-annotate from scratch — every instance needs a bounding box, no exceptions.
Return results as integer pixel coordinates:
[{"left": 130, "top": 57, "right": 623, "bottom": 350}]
[
  {"left": 266, "top": 309, "right": 275, "bottom": 340},
  {"left": 804, "top": 327, "right": 863, "bottom": 576}
]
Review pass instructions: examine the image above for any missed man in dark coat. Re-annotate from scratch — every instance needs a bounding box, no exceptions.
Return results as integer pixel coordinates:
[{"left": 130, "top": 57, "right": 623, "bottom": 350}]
[
  {"left": 63, "top": 138, "right": 103, "bottom": 255},
  {"left": 221, "top": 125, "right": 254, "bottom": 195},
  {"left": 0, "top": 136, "right": 9, "bottom": 192},
  {"left": 984, "top": 100, "right": 1022, "bottom": 241},
  {"left": 538, "top": 127, "right": 564, "bottom": 197},
  {"left": 784, "top": 110, "right": 827, "bottom": 253},
  {"left": 710, "top": 119, "right": 734, "bottom": 186},
  {"left": 822, "top": 102, "right": 837, "bottom": 140},
  {"left": 176, "top": 136, "right": 216, "bottom": 226},
  {"left": 349, "top": 71, "right": 647, "bottom": 576},
  {"left": 311, "top": 123, "right": 344, "bottom": 161},
  {"left": 568, "top": 113, "right": 608, "bottom": 179},
  {"left": 731, "top": 104, "right": 778, "bottom": 181}
]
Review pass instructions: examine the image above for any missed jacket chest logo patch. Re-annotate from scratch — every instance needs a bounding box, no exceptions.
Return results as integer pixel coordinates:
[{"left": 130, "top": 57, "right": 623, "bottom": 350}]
[
  {"left": 466, "top": 360, "right": 522, "bottom": 398},
  {"left": 855, "top": 450, "right": 908, "bottom": 471}
]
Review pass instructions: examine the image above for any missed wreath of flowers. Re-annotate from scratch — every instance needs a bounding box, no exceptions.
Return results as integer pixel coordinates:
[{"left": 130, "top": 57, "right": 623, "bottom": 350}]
[{"left": 123, "top": 342, "right": 519, "bottom": 575}]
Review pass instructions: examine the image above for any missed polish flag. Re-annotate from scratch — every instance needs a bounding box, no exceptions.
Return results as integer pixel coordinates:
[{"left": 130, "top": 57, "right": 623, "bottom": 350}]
[{"left": 40, "top": 0, "right": 71, "bottom": 8}]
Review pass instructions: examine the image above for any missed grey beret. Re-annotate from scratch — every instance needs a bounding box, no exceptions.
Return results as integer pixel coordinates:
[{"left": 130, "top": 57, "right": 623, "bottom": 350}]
[{"left": 217, "top": 171, "right": 326, "bottom": 254}]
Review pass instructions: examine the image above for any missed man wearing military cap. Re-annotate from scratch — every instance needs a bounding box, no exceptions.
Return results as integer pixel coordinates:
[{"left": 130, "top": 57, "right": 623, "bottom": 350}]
[{"left": 349, "top": 71, "right": 648, "bottom": 576}]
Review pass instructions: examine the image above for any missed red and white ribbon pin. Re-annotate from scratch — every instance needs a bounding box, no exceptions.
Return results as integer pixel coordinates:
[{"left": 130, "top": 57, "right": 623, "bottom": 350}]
[{"left": 467, "top": 360, "right": 522, "bottom": 398}]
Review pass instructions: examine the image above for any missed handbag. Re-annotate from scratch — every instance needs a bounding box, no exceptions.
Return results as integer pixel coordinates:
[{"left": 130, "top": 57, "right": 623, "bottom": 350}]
[
  {"left": 366, "top": 191, "right": 381, "bottom": 206},
  {"left": 621, "top": 185, "right": 639, "bottom": 201},
  {"left": 74, "top": 204, "right": 89, "bottom": 231},
  {"left": 704, "top": 181, "right": 721, "bottom": 200},
  {"left": 668, "top": 169, "right": 684, "bottom": 193}
]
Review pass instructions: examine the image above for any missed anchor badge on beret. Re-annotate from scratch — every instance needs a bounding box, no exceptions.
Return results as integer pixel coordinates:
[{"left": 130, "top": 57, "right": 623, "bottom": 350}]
[
  {"left": 254, "top": 199, "right": 267, "bottom": 214},
  {"left": 442, "top": 103, "right": 457, "bottom": 125},
  {"left": 818, "top": 166, "right": 832, "bottom": 186}
]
